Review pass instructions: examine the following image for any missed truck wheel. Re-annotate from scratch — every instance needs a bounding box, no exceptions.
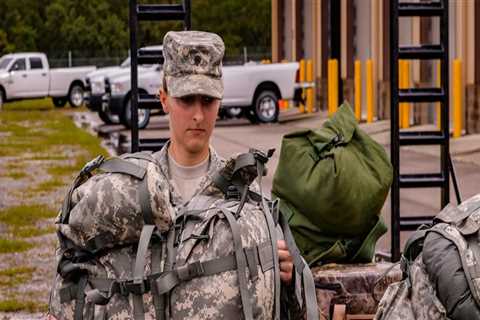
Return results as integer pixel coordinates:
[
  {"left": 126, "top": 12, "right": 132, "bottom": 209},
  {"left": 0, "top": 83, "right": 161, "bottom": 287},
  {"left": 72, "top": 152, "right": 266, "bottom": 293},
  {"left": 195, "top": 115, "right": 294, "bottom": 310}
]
[
  {"left": 98, "top": 109, "right": 119, "bottom": 125},
  {"left": 121, "top": 96, "right": 151, "bottom": 129},
  {"left": 252, "top": 90, "right": 279, "bottom": 123},
  {"left": 68, "top": 84, "right": 84, "bottom": 108},
  {"left": 0, "top": 90, "right": 3, "bottom": 111},
  {"left": 52, "top": 97, "right": 67, "bottom": 108}
]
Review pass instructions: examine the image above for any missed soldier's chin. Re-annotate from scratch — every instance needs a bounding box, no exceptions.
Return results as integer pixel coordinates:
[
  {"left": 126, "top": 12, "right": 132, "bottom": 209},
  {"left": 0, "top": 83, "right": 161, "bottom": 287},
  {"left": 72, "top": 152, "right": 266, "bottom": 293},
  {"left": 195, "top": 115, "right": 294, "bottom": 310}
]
[{"left": 185, "top": 139, "right": 208, "bottom": 155}]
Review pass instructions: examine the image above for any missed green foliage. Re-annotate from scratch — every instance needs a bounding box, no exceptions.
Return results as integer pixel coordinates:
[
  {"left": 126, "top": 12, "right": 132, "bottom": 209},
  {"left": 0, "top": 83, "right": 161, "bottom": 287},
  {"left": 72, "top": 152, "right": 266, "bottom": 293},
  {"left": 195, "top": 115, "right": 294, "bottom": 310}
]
[{"left": 0, "top": 0, "right": 271, "bottom": 59}]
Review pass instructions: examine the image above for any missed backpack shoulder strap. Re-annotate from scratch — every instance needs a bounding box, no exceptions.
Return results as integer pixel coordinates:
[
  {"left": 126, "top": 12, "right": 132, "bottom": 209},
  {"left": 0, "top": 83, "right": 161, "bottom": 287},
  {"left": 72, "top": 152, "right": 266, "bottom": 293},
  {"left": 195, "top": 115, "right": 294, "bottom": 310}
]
[{"left": 277, "top": 203, "right": 319, "bottom": 320}]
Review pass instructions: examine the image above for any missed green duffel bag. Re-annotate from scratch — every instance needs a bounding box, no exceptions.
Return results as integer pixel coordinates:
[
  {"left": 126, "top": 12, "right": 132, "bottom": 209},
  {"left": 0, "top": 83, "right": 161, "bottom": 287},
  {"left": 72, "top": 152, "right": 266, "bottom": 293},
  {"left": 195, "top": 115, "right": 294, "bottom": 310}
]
[{"left": 272, "top": 103, "right": 392, "bottom": 265}]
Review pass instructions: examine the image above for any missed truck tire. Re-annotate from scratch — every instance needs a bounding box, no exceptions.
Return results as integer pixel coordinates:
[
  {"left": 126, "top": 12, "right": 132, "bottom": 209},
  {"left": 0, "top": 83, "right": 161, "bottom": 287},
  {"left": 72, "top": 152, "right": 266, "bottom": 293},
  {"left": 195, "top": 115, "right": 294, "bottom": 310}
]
[
  {"left": 52, "top": 97, "right": 67, "bottom": 108},
  {"left": 121, "top": 96, "right": 151, "bottom": 129},
  {"left": 98, "top": 109, "right": 119, "bottom": 125},
  {"left": 251, "top": 90, "right": 279, "bottom": 123},
  {"left": 0, "top": 89, "right": 4, "bottom": 111},
  {"left": 68, "top": 83, "right": 84, "bottom": 108}
]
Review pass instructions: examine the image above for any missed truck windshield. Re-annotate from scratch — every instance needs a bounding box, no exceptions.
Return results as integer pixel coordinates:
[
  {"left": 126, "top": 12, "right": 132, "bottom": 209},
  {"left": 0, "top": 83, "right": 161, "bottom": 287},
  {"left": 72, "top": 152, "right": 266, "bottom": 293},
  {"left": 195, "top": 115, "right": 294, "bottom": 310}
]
[{"left": 0, "top": 58, "right": 12, "bottom": 69}]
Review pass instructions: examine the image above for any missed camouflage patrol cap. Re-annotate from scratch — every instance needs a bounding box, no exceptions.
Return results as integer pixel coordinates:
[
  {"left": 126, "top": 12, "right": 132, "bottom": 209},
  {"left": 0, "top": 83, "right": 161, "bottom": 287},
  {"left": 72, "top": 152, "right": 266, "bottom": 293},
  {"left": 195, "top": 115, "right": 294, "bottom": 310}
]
[{"left": 163, "top": 31, "right": 225, "bottom": 99}]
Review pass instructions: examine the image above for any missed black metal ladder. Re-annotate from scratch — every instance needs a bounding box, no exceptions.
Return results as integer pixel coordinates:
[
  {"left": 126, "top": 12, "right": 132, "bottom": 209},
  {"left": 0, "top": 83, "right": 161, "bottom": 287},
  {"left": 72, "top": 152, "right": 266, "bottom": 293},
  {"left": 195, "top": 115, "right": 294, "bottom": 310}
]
[
  {"left": 129, "top": 0, "right": 191, "bottom": 152},
  {"left": 390, "top": 0, "right": 460, "bottom": 261}
]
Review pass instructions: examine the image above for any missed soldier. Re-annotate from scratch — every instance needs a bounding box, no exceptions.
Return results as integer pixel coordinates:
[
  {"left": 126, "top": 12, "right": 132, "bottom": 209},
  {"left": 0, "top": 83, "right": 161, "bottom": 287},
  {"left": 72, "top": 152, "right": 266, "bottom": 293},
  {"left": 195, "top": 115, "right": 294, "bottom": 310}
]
[{"left": 48, "top": 30, "right": 294, "bottom": 319}]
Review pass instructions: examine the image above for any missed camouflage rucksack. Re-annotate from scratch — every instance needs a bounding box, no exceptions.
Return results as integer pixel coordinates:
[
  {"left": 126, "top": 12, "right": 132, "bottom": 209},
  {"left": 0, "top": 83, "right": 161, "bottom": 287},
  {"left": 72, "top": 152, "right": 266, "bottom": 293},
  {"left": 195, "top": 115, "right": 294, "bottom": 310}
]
[
  {"left": 375, "top": 194, "right": 480, "bottom": 320},
  {"left": 49, "top": 149, "right": 319, "bottom": 320}
]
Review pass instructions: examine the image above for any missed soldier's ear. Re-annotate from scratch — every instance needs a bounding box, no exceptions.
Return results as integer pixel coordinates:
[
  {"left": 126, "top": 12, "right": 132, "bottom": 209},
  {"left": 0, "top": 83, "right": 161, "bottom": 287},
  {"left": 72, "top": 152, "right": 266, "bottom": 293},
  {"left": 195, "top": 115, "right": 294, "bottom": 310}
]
[{"left": 159, "top": 89, "right": 169, "bottom": 114}]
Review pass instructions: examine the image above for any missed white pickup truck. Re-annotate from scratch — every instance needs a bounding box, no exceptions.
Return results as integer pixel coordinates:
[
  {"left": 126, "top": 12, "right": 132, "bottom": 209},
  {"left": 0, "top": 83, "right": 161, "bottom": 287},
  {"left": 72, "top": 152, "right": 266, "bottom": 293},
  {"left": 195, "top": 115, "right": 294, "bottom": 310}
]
[
  {"left": 85, "top": 45, "right": 163, "bottom": 124},
  {"left": 103, "top": 61, "right": 300, "bottom": 128},
  {"left": 0, "top": 52, "right": 96, "bottom": 109}
]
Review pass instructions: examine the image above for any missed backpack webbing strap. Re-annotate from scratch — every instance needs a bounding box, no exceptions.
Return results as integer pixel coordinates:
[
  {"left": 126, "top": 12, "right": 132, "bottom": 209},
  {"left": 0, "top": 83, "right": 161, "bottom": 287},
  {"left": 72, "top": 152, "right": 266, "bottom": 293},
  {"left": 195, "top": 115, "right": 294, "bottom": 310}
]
[
  {"left": 256, "top": 162, "right": 281, "bottom": 320},
  {"left": 99, "top": 158, "right": 146, "bottom": 180},
  {"left": 139, "top": 173, "right": 155, "bottom": 225},
  {"left": 74, "top": 275, "right": 88, "bottom": 320},
  {"left": 221, "top": 208, "right": 254, "bottom": 320},
  {"left": 150, "top": 242, "right": 165, "bottom": 320},
  {"left": 154, "top": 242, "right": 274, "bottom": 295},
  {"left": 278, "top": 205, "right": 319, "bottom": 320},
  {"left": 131, "top": 224, "right": 156, "bottom": 320}
]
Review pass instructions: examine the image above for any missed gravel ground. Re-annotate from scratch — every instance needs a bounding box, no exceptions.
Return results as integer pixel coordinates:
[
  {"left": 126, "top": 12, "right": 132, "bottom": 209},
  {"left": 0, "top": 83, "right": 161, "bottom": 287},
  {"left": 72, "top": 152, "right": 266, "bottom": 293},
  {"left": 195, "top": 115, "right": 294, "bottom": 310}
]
[{"left": 0, "top": 112, "right": 111, "bottom": 319}]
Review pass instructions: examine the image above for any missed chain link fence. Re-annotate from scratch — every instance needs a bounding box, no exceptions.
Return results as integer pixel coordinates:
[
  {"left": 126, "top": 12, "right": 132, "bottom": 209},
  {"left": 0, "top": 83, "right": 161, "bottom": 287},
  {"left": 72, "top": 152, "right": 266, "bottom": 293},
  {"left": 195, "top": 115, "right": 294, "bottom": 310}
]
[{"left": 47, "top": 47, "right": 271, "bottom": 68}]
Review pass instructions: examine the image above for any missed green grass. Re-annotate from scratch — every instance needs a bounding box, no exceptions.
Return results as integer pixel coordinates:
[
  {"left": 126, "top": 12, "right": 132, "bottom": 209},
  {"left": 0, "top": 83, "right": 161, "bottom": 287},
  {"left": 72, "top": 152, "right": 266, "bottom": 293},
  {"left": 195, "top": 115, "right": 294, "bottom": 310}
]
[
  {"left": 5, "top": 171, "right": 27, "bottom": 179},
  {"left": 3, "top": 98, "right": 54, "bottom": 111},
  {"left": 15, "top": 226, "right": 56, "bottom": 238},
  {"left": 0, "top": 205, "right": 56, "bottom": 229},
  {"left": 0, "top": 238, "right": 34, "bottom": 253},
  {"left": 0, "top": 266, "right": 35, "bottom": 286},
  {"left": 0, "top": 299, "right": 47, "bottom": 312}
]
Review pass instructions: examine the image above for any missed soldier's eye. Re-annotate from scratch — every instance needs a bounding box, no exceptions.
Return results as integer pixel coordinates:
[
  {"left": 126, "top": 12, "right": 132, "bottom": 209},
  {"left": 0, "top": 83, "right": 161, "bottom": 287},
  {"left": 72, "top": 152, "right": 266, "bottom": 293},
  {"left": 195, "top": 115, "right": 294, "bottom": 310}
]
[
  {"left": 202, "top": 96, "right": 214, "bottom": 104},
  {"left": 180, "top": 95, "right": 195, "bottom": 105}
]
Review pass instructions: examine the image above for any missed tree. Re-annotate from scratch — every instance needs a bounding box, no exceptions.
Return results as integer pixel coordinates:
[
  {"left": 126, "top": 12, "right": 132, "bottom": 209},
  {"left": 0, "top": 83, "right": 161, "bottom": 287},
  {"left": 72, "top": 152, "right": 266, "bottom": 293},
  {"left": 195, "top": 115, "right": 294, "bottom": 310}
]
[{"left": 0, "top": 0, "right": 271, "bottom": 62}]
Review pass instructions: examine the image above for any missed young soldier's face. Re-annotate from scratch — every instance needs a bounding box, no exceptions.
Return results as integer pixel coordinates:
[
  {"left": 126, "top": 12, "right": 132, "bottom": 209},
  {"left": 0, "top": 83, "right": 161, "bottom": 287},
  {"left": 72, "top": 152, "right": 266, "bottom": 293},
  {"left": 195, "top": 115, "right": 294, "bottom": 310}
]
[{"left": 160, "top": 90, "right": 220, "bottom": 156}]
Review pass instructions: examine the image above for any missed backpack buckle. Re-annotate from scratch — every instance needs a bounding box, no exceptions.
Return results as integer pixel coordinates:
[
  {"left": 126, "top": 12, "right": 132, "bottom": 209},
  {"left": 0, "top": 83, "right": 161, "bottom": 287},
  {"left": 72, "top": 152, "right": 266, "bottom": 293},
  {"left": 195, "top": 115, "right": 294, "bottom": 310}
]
[
  {"left": 121, "top": 280, "right": 149, "bottom": 295},
  {"left": 177, "top": 261, "right": 205, "bottom": 281},
  {"left": 226, "top": 185, "right": 241, "bottom": 200},
  {"left": 80, "top": 155, "right": 105, "bottom": 177}
]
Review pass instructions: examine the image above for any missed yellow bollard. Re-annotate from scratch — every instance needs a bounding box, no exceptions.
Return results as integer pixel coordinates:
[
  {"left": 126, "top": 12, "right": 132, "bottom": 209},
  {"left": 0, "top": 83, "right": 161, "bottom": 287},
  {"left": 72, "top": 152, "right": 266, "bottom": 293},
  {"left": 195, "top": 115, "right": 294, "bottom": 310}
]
[
  {"left": 354, "top": 60, "right": 362, "bottom": 121},
  {"left": 306, "top": 59, "right": 314, "bottom": 113},
  {"left": 402, "top": 60, "right": 411, "bottom": 129},
  {"left": 398, "top": 60, "right": 404, "bottom": 128},
  {"left": 366, "top": 59, "right": 374, "bottom": 123},
  {"left": 299, "top": 59, "right": 306, "bottom": 113},
  {"left": 436, "top": 60, "right": 441, "bottom": 129},
  {"left": 328, "top": 60, "right": 332, "bottom": 115},
  {"left": 453, "top": 59, "right": 462, "bottom": 138},
  {"left": 328, "top": 59, "right": 339, "bottom": 116}
]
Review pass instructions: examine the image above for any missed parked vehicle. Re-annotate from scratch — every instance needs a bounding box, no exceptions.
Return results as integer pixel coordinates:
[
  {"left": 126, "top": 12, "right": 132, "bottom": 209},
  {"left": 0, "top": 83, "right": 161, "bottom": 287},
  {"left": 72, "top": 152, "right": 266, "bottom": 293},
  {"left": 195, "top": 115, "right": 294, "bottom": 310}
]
[
  {"left": 84, "top": 45, "right": 163, "bottom": 124},
  {"left": 102, "top": 65, "right": 163, "bottom": 129},
  {"left": 222, "top": 61, "right": 300, "bottom": 123},
  {"left": 0, "top": 52, "right": 95, "bottom": 109}
]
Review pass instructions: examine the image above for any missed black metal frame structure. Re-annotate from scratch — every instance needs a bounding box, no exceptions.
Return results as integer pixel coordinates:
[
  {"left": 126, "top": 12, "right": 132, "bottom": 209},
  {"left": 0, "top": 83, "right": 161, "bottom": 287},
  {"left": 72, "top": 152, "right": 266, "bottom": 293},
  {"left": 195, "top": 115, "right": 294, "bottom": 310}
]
[
  {"left": 390, "top": 0, "right": 456, "bottom": 261},
  {"left": 129, "top": 0, "right": 191, "bottom": 153},
  {"left": 328, "top": 0, "right": 343, "bottom": 103}
]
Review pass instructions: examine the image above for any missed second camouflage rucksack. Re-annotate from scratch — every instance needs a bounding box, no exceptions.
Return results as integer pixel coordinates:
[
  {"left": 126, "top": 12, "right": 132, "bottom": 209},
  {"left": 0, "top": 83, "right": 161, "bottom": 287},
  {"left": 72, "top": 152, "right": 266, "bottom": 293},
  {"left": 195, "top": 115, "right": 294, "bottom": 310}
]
[{"left": 375, "top": 193, "right": 480, "bottom": 320}]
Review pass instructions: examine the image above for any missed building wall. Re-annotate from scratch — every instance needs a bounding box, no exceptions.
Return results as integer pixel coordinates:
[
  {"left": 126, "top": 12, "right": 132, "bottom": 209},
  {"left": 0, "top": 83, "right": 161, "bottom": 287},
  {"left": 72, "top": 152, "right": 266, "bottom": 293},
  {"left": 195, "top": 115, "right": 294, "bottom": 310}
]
[{"left": 272, "top": 0, "right": 479, "bottom": 132}]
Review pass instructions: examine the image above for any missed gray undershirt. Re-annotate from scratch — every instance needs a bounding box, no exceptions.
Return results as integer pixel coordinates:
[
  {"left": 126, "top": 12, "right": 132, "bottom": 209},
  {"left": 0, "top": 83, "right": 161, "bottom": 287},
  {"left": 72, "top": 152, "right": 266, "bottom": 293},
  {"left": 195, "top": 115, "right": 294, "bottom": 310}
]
[{"left": 168, "top": 153, "right": 209, "bottom": 204}]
